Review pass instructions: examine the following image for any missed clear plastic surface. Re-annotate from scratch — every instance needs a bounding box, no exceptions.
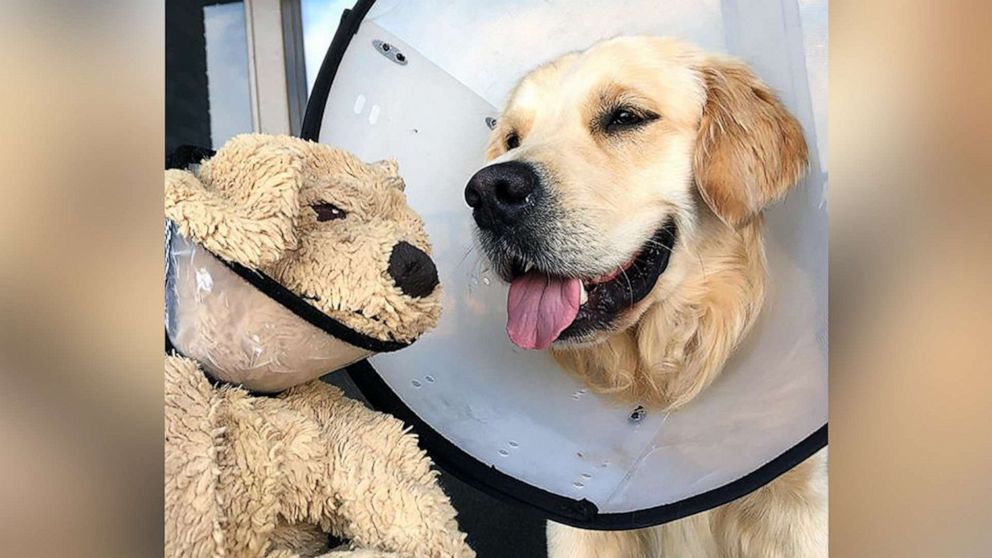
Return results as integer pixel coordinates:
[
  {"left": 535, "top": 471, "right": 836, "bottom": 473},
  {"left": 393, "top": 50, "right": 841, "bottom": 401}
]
[
  {"left": 313, "top": 0, "right": 826, "bottom": 514},
  {"left": 165, "top": 226, "right": 370, "bottom": 393}
]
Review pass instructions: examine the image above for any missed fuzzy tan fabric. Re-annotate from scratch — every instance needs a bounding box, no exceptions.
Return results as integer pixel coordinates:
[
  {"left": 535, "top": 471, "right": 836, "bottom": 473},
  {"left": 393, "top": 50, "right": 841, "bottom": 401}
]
[
  {"left": 165, "top": 133, "right": 441, "bottom": 347},
  {"left": 165, "top": 354, "right": 474, "bottom": 558},
  {"left": 164, "top": 135, "right": 467, "bottom": 556}
]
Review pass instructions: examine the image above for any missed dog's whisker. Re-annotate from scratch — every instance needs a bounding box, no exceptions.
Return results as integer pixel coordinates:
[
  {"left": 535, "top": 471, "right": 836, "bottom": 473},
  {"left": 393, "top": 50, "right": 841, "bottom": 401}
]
[
  {"left": 619, "top": 266, "right": 634, "bottom": 307},
  {"left": 456, "top": 244, "right": 477, "bottom": 270},
  {"left": 642, "top": 238, "right": 675, "bottom": 254}
]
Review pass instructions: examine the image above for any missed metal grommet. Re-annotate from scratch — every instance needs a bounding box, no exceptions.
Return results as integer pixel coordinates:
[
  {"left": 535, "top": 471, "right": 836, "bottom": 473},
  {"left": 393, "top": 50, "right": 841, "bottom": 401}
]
[
  {"left": 373, "top": 39, "right": 408, "bottom": 66},
  {"left": 629, "top": 405, "right": 646, "bottom": 423}
]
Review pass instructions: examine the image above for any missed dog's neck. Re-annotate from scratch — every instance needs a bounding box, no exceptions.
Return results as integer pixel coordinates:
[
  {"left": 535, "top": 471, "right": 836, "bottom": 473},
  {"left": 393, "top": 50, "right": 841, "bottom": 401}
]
[{"left": 552, "top": 213, "right": 767, "bottom": 409}]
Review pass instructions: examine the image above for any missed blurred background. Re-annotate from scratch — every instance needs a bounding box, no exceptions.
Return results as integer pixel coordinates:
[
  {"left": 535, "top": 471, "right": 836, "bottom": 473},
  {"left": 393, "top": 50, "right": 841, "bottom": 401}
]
[{"left": 0, "top": 0, "right": 990, "bottom": 556}]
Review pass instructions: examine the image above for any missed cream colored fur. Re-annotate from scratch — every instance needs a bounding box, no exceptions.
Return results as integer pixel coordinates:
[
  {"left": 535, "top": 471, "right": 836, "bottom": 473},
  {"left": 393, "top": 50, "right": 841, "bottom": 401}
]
[
  {"left": 165, "top": 354, "right": 473, "bottom": 558},
  {"left": 483, "top": 37, "right": 824, "bottom": 557}
]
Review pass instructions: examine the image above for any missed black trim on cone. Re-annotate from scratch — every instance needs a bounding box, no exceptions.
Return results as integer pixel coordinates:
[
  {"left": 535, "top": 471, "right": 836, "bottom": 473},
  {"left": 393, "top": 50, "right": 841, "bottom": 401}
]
[
  {"left": 348, "top": 358, "right": 827, "bottom": 529},
  {"left": 215, "top": 255, "right": 410, "bottom": 353},
  {"left": 300, "top": 0, "right": 378, "bottom": 141},
  {"left": 165, "top": 228, "right": 409, "bottom": 353},
  {"left": 299, "top": 0, "right": 828, "bottom": 529}
]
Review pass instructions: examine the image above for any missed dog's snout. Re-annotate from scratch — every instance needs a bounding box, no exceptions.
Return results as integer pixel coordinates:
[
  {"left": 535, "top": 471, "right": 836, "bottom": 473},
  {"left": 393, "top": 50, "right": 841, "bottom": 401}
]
[
  {"left": 464, "top": 161, "right": 540, "bottom": 229},
  {"left": 388, "top": 241, "right": 439, "bottom": 298}
]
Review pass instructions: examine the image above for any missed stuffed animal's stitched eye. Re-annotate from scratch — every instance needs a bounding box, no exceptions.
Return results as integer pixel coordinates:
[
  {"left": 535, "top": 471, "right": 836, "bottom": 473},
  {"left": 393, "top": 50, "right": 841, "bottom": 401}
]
[
  {"left": 312, "top": 202, "right": 346, "bottom": 222},
  {"left": 505, "top": 132, "right": 520, "bottom": 150}
]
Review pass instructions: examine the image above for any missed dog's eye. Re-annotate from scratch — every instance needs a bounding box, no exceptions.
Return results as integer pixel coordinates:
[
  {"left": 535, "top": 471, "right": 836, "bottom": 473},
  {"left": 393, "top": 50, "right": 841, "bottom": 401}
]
[
  {"left": 505, "top": 132, "right": 520, "bottom": 150},
  {"left": 604, "top": 107, "right": 656, "bottom": 133},
  {"left": 311, "top": 202, "right": 346, "bottom": 222},
  {"left": 611, "top": 110, "right": 641, "bottom": 126}
]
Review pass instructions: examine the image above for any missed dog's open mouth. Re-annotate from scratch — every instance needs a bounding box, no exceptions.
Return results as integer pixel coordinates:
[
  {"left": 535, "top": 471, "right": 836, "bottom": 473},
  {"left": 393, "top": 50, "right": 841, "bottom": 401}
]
[{"left": 503, "top": 220, "right": 677, "bottom": 349}]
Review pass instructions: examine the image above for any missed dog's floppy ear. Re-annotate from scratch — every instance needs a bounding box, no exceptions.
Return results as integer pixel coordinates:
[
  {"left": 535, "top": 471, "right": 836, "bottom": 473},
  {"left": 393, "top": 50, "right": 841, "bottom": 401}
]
[
  {"left": 164, "top": 134, "right": 306, "bottom": 269},
  {"left": 693, "top": 57, "right": 808, "bottom": 228}
]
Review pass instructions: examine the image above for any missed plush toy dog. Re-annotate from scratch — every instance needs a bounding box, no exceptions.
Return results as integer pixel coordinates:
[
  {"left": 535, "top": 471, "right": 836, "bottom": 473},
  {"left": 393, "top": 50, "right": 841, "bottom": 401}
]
[{"left": 164, "top": 134, "right": 472, "bottom": 558}]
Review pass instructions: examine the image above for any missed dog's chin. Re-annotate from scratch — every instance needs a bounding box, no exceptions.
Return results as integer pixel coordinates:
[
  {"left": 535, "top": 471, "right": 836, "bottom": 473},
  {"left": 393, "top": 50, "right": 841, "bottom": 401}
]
[{"left": 481, "top": 220, "right": 678, "bottom": 349}]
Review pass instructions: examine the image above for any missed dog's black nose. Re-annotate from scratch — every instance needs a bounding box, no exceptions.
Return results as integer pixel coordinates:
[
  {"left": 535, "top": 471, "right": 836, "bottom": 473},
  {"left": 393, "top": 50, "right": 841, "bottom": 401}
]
[
  {"left": 388, "top": 241, "right": 439, "bottom": 298},
  {"left": 464, "top": 161, "right": 539, "bottom": 229}
]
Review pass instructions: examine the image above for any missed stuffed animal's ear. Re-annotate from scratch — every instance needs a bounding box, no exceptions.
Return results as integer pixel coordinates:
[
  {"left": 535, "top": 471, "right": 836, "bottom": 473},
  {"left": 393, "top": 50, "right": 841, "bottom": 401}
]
[
  {"left": 369, "top": 159, "right": 405, "bottom": 191},
  {"left": 164, "top": 134, "right": 305, "bottom": 269},
  {"left": 693, "top": 57, "right": 809, "bottom": 228},
  {"left": 370, "top": 158, "right": 399, "bottom": 176}
]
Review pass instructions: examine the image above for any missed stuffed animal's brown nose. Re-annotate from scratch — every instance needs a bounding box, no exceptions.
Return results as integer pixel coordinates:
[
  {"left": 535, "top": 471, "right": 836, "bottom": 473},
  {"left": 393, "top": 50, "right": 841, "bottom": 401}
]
[{"left": 388, "top": 241, "right": 439, "bottom": 298}]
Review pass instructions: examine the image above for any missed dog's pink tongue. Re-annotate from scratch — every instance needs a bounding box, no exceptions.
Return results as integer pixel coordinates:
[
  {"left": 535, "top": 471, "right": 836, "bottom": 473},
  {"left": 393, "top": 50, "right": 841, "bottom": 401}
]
[{"left": 506, "top": 271, "right": 581, "bottom": 350}]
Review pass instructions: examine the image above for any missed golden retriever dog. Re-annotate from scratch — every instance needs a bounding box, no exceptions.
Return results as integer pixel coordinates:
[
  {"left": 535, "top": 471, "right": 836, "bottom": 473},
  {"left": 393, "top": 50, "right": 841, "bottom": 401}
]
[{"left": 464, "top": 37, "right": 826, "bottom": 557}]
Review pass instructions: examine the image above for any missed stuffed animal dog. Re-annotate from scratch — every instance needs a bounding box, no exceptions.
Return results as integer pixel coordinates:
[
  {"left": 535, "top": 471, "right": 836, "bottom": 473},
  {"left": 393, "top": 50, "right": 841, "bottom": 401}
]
[{"left": 164, "top": 134, "right": 472, "bottom": 557}]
